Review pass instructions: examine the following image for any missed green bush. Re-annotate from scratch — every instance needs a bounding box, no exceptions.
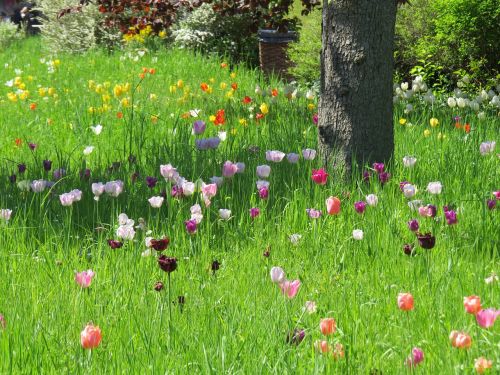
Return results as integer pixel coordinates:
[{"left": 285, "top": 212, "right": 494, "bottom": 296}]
[
  {"left": 0, "top": 21, "right": 24, "bottom": 49},
  {"left": 289, "top": 0, "right": 500, "bottom": 89}
]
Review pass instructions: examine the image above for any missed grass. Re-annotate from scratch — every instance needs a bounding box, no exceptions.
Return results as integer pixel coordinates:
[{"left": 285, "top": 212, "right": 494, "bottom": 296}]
[{"left": 0, "top": 37, "right": 498, "bottom": 374}]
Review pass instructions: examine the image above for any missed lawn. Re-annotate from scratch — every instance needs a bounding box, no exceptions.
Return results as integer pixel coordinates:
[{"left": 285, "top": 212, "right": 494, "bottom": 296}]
[{"left": 0, "top": 37, "right": 498, "bottom": 374}]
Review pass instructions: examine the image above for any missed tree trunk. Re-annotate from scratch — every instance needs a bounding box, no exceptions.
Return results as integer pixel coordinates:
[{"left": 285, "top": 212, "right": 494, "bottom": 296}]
[{"left": 318, "top": 0, "right": 397, "bottom": 173}]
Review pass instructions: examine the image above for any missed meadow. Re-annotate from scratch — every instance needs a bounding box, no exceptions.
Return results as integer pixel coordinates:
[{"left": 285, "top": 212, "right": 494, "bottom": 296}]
[{"left": 0, "top": 38, "right": 498, "bottom": 374}]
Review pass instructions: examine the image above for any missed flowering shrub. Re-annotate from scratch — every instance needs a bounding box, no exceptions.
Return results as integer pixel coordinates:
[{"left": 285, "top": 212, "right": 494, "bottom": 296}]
[{"left": 0, "top": 21, "right": 24, "bottom": 49}]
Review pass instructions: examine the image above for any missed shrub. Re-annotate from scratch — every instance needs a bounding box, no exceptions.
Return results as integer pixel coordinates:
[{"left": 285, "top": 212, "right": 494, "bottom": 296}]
[
  {"left": 172, "top": 3, "right": 259, "bottom": 65},
  {"left": 0, "top": 21, "right": 24, "bottom": 49},
  {"left": 37, "top": 0, "right": 101, "bottom": 53}
]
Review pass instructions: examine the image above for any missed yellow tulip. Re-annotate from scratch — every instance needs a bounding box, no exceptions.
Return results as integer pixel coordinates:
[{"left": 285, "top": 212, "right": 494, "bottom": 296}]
[
  {"left": 424, "top": 129, "right": 431, "bottom": 137},
  {"left": 430, "top": 118, "right": 439, "bottom": 127}
]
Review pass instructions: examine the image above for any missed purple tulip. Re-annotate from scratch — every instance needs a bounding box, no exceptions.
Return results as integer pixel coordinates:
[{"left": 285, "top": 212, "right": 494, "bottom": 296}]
[
  {"left": 249, "top": 207, "right": 260, "bottom": 219},
  {"left": 407, "top": 219, "right": 419, "bottom": 232},
  {"left": 43, "top": 160, "right": 52, "bottom": 171},
  {"left": 259, "top": 186, "right": 269, "bottom": 200},
  {"left": 18, "top": 163, "right": 26, "bottom": 174},
  {"left": 354, "top": 201, "right": 366, "bottom": 214},
  {"left": 379, "top": 172, "right": 390, "bottom": 184},
  {"left": 28, "top": 142, "right": 37, "bottom": 151},
  {"left": 373, "top": 162, "right": 384, "bottom": 174},
  {"left": 184, "top": 219, "right": 197, "bottom": 234},
  {"left": 362, "top": 170, "right": 371, "bottom": 182},
  {"left": 399, "top": 180, "right": 410, "bottom": 192},
  {"left": 146, "top": 176, "right": 158, "bottom": 188},
  {"left": 9, "top": 174, "right": 16, "bottom": 184},
  {"left": 171, "top": 185, "right": 183, "bottom": 198},
  {"left": 53, "top": 168, "right": 66, "bottom": 180},
  {"left": 487, "top": 199, "right": 496, "bottom": 210},
  {"left": 444, "top": 210, "right": 457, "bottom": 225},
  {"left": 306, "top": 208, "right": 322, "bottom": 219},
  {"left": 193, "top": 120, "right": 206, "bottom": 135}
]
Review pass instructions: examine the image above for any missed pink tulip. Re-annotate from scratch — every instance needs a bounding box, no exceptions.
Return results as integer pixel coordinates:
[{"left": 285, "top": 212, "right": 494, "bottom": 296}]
[
  {"left": 222, "top": 161, "right": 238, "bottom": 178},
  {"left": 311, "top": 169, "right": 328, "bottom": 185},
  {"left": 81, "top": 324, "right": 102, "bottom": 349},
  {"left": 476, "top": 308, "right": 499, "bottom": 328},
  {"left": 75, "top": 270, "right": 95, "bottom": 288},
  {"left": 405, "top": 347, "right": 424, "bottom": 368},
  {"left": 201, "top": 183, "right": 217, "bottom": 199},
  {"left": 280, "top": 280, "right": 300, "bottom": 299},
  {"left": 326, "top": 196, "right": 341, "bottom": 215}
]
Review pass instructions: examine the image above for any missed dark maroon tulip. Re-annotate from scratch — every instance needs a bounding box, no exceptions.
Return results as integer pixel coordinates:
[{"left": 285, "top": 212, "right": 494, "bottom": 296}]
[
  {"left": 28, "top": 143, "right": 37, "bottom": 151},
  {"left": 131, "top": 171, "right": 139, "bottom": 184},
  {"left": 403, "top": 243, "right": 415, "bottom": 256},
  {"left": 211, "top": 260, "right": 221, "bottom": 273},
  {"left": 107, "top": 239, "right": 123, "bottom": 249},
  {"left": 416, "top": 232, "right": 436, "bottom": 249},
  {"left": 158, "top": 255, "right": 177, "bottom": 273},
  {"left": 154, "top": 281, "right": 164, "bottom": 291},
  {"left": 354, "top": 201, "right": 367, "bottom": 214},
  {"left": 487, "top": 199, "right": 496, "bottom": 210},
  {"left": 146, "top": 176, "right": 158, "bottom": 188},
  {"left": 150, "top": 237, "right": 170, "bottom": 251},
  {"left": 263, "top": 246, "right": 271, "bottom": 258},
  {"left": 427, "top": 204, "right": 437, "bottom": 218},
  {"left": 379, "top": 172, "right": 390, "bottom": 184},
  {"left": 18, "top": 163, "right": 26, "bottom": 174},
  {"left": 9, "top": 174, "right": 16, "bottom": 184},
  {"left": 286, "top": 328, "right": 305, "bottom": 345},
  {"left": 43, "top": 160, "right": 52, "bottom": 171}
]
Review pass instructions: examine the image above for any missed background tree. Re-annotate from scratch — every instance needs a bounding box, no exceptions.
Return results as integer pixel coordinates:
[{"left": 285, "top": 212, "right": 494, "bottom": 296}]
[{"left": 318, "top": 0, "right": 401, "bottom": 172}]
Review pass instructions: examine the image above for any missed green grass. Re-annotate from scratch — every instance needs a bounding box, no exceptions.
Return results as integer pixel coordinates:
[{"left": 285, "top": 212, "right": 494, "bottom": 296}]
[{"left": 0, "top": 38, "right": 498, "bottom": 374}]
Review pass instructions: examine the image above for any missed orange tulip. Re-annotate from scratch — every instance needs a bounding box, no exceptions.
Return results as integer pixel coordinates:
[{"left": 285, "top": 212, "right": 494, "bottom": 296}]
[
  {"left": 475, "top": 357, "right": 493, "bottom": 373},
  {"left": 464, "top": 296, "right": 481, "bottom": 315},
  {"left": 326, "top": 196, "right": 341, "bottom": 215},
  {"left": 320, "top": 318, "right": 336, "bottom": 335},
  {"left": 449, "top": 330, "right": 471, "bottom": 349},
  {"left": 314, "top": 340, "right": 330, "bottom": 354},
  {"left": 397, "top": 293, "right": 414, "bottom": 311},
  {"left": 80, "top": 324, "right": 102, "bottom": 349}
]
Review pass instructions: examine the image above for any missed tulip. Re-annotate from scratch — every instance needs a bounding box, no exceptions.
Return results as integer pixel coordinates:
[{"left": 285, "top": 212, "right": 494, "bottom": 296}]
[
  {"left": 270, "top": 267, "right": 286, "bottom": 284},
  {"left": 289, "top": 234, "right": 302, "bottom": 245},
  {"left": 91, "top": 124, "right": 103, "bottom": 135},
  {"left": 192, "top": 120, "right": 206, "bottom": 135},
  {"left": 445, "top": 210, "right": 458, "bottom": 225},
  {"left": 354, "top": 201, "right": 366, "bottom": 214},
  {"left": 256, "top": 165, "right": 271, "bottom": 178},
  {"left": 332, "top": 343, "right": 345, "bottom": 360},
  {"left": 352, "top": 229, "right": 364, "bottom": 240},
  {"left": 107, "top": 239, "right": 123, "bottom": 249},
  {"left": 493, "top": 191, "right": 500, "bottom": 200},
  {"left": 219, "top": 209, "right": 231, "bottom": 220},
  {"left": 311, "top": 169, "right": 328, "bottom": 185},
  {"left": 53, "top": 168, "right": 66, "bottom": 180},
  {"left": 479, "top": 141, "right": 496, "bottom": 156},
  {"left": 403, "top": 156, "right": 417, "bottom": 168},
  {"left": 150, "top": 238, "right": 170, "bottom": 251},
  {"left": 449, "top": 330, "right": 471, "bottom": 349},
  {"left": 416, "top": 232, "right": 435, "bottom": 249},
  {"left": 185, "top": 219, "right": 197, "bottom": 234},
  {"left": 398, "top": 293, "right": 414, "bottom": 311},
  {"left": 256, "top": 180, "right": 270, "bottom": 190},
  {"left": 266, "top": 150, "right": 286, "bottom": 162},
  {"left": 365, "top": 194, "right": 378, "bottom": 207},
  {"left": 249, "top": 207, "right": 260, "bottom": 219},
  {"left": 306, "top": 208, "right": 322, "bottom": 219},
  {"left": 474, "top": 357, "right": 493, "bottom": 373},
  {"left": 104, "top": 180, "right": 124, "bottom": 197},
  {"left": 407, "top": 219, "right": 419, "bottom": 232},
  {"left": 463, "top": 296, "right": 481, "bottom": 315},
  {"left": 379, "top": 172, "right": 390, "bottom": 184},
  {"left": 287, "top": 329, "right": 305, "bottom": 345},
  {"left": 304, "top": 301, "right": 317, "bottom": 314},
  {"left": 326, "top": 196, "right": 341, "bottom": 215},
  {"left": 418, "top": 204, "right": 437, "bottom": 218},
  {"left": 154, "top": 281, "right": 164, "bottom": 291},
  {"left": 222, "top": 161, "right": 238, "bottom": 178},
  {"left": 487, "top": 199, "right": 496, "bottom": 210},
  {"left": 80, "top": 324, "right": 102, "bottom": 349},
  {"left": 314, "top": 340, "right": 330, "bottom": 353},
  {"left": 362, "top": 170, "right": 371, "bottom": 182},
  {"left": 18, "top": 163, "right": 26, "bottom": 174},
  {"left": 373, "top": 163, "right": 384, "bottom": 173},
  {"left": 148, "top": 196, "right": 164, "bottom": 208},
  {"left": 403, "top": 243, "right": 415, "bottom": 256},
  {"left": 258, "top": 187, "right": 269, "bottom": 200},
  {"left": 158, "top": 255, "right": 177, "bottom": 273},
  {"left": 280, "top": 280, "right": 301, "bottom": 299},
  {"left": 75, "top": 270, "right": 95, "bottom": 288},
  {"left": 476, "top": 308, "right": 499, "bottom": 328},
  {"left": 43, "top": 159, "right": 52, "bottom": 171},
  {"left": 320, "top": 318, "right": 336, "bottom": 335},
  {"left": 160, "top": 164, "right": 179, "bottom": 182},
  {"left": 146, "top": 176, "right": 157, "bottom": 188},
  {"left": 405, "top": 347, "right": 424, "bottom": 368},
  {"left": 301, "top": 149, "right": 316, "bottom": 160},
  {"left": 287, "top": 153, "right": 299, "bottom": 163},
  {"left": 403, "top": 184, "right": 416, "bottom": 198},
  {"left": 427, "top": 181, "right": 442, "bottom": 194},
  {"left": 31, "top": 179, "right": 47, "bottom": 193},
  {"left": 0, "top": 209, "right": 12, "bottom": 221},
  {"left": 236, "top": 162, "right": 245, "bottom": 173}
]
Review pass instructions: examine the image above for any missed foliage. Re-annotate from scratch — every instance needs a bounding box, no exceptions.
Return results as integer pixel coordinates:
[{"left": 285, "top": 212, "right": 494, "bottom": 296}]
[
  {"left": 172, "top": 3, "right": 259, "bottom": 65},
  {"left": 37, "top": 0, "right": 101, "bottom": 53},
  {"left": 0, "top": 21, "right": 24, "bottom": 49},
  {"left": 395, "top": 0, "right": 500, "bottom": 90}
]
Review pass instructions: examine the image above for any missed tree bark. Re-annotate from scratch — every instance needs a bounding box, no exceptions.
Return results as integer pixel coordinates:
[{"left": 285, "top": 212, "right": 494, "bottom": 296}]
[{"left": 318, "top": 0, "right": 397, "bottom": 173}]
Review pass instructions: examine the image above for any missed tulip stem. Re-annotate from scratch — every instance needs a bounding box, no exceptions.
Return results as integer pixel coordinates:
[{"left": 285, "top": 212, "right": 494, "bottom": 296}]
[{"left": 168, "top": 272, "right": 172, "bottom": 347}]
